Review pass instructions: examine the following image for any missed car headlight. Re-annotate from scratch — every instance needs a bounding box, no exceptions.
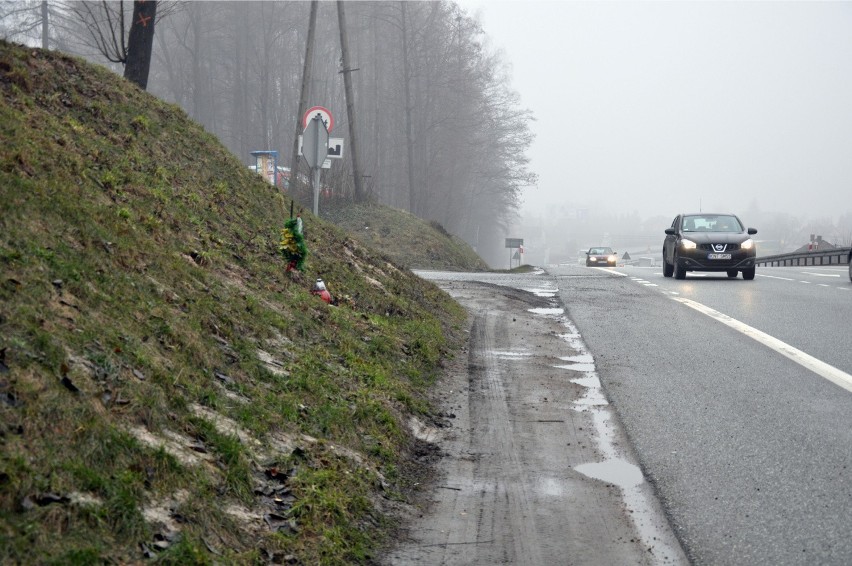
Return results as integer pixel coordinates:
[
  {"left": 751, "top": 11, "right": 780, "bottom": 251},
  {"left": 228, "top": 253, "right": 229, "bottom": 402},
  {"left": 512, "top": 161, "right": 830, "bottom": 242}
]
[
  {"left": 680, "top": 239, "right": 697, "bottom": 250},
  {"left": 608, "top": 255, "right": 616, "bottom": 262},
  {"left": 741, "top": 238, "right": 754, "bottom": 250}
]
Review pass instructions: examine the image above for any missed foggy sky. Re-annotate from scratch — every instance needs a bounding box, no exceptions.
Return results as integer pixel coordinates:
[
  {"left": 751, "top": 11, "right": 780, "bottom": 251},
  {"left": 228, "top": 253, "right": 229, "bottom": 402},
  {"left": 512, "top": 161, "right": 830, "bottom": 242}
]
[{"left": 457, "top": 0, "right": 852, "bottom": 222}]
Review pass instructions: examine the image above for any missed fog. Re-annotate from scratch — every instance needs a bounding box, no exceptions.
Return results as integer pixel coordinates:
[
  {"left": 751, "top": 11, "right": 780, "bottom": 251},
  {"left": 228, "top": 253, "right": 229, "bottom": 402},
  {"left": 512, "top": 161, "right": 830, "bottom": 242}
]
[
  {"left": 458, "top": 0, "right": 852, "bottom": 260},
  {"left": 5, "top": 0, "right": 850, "bottom": 265}
]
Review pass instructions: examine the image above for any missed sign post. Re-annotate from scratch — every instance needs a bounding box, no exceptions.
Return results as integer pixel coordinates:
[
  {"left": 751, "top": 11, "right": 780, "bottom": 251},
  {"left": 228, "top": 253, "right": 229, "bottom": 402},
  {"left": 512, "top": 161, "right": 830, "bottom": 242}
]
[
  {"left": 302, "top": 112, "right": 330, "bottom": 216},
  {"left": 505, "top": 238, "right": 524, "bottom": 269}
]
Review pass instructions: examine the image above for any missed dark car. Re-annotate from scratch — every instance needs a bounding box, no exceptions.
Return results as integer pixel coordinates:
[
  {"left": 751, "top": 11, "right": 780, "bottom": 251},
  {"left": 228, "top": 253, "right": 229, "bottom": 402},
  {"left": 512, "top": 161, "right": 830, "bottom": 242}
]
[
  {"left": 663, "top": 213, "right": 757, "bottom": 280},
  {"left": 586, "top": 247, "right": 617, "bottom": 267}
]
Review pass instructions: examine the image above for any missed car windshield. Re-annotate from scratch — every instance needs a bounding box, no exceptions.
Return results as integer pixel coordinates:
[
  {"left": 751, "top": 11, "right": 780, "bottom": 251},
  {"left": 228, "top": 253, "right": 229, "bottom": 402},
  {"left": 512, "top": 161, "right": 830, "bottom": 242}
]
[
  {"left": 589, "top": 247, "right": 613, "bottom": 254},
  {"left": 682, "top": 215, "right": 742, "bottom": 233}
]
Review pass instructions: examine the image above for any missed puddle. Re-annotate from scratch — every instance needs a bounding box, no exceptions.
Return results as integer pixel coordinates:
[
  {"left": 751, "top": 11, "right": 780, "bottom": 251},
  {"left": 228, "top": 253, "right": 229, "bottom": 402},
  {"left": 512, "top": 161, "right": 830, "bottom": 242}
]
[
  {"left": 494, "top": 351, "right": 532, "bottom": 359},
  {"left": 528, "top": 307, "right": 564, "bottom": 316},
  {"left": 556, "top": 332, "right": 585, "bottom": 351},
  {"left": 526, "top": 287, "right": 557, "bottom": 298},
  {"left": 573, "top": 388, "right": 608, "bottom": 407},
  {"left": 552, "top": 317, "right": 684, "bottom": 563},
  {"left": 554, "top": 362, "right": 596, "bottom": 372},
  {"left": 570, "top": 374, "right": 601, "bottom": 389},
  {"left": 559, "top": 354, "right": 594, "bottom": 364},
  {"left": 575, "top": 458, "right": 643, "bottom": 488}
]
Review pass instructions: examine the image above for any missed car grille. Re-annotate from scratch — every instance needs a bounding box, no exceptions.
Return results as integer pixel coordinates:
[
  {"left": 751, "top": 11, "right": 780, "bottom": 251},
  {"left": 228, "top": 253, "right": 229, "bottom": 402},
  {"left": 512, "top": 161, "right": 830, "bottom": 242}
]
[{"left": 699, "top": 243, "right": 741, "bottom": 251}]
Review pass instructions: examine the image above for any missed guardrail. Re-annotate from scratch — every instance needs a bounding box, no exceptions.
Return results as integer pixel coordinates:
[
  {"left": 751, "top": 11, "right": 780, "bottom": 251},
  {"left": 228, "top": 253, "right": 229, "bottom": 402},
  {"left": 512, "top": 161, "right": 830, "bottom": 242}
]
[{"left": 755, "top": 247, "right": 851, "bottom": 267}]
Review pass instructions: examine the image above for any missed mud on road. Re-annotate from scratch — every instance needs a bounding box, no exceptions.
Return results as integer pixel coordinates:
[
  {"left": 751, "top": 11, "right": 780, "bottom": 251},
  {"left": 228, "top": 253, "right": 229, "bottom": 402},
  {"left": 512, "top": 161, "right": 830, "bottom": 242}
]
[{"left": 381, "top": 273, "right": 687, "bottom": 566}]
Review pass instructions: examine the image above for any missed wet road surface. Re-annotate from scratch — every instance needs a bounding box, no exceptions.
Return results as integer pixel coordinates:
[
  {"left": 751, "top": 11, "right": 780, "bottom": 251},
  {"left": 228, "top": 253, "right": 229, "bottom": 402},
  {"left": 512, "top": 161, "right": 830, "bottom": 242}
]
[
  {"left": 381, "top": 271, "right": 686, "bottom": 565},
  {"left": 553, "top": 263, "right": 852, "bottom": 565}
]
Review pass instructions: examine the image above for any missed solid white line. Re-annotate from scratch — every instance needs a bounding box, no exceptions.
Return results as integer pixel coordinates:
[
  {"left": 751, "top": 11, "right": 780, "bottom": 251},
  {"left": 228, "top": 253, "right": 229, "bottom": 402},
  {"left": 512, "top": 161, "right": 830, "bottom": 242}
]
[
  {"left": 803, "top": 272, "right": 841, "bottom": 278},
  {"left": 672, "top": 298, "right": 852, "bottom": 394},
  {"left": 757, "top": 274, "right": 795, "bottom": 281}
]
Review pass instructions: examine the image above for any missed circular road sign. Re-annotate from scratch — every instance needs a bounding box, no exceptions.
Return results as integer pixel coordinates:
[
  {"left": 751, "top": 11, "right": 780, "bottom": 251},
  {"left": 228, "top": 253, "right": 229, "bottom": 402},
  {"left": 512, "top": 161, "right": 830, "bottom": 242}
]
[{"left": 303, "top": 106, "right": 333, "bottom": 133}]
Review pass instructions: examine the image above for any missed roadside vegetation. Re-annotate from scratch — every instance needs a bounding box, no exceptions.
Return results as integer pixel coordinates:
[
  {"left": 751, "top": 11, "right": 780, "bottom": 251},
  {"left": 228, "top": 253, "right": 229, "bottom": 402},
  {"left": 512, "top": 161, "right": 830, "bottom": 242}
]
[
  {"left": 0, "top": 40, "right": 470, "bottom": 564},
  {"left": 324, "top": 203, "right": 489, "bottom": 271}
]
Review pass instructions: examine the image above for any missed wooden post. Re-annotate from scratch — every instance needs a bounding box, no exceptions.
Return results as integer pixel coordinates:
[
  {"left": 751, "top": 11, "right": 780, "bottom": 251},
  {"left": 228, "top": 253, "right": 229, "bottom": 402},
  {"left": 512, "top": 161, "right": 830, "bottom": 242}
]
[
  {"left": 336, "top": 0, "right": 364, "bottom": 202},
  {"left": 289, "top": 1, "right": 318, "bottom": 204}
]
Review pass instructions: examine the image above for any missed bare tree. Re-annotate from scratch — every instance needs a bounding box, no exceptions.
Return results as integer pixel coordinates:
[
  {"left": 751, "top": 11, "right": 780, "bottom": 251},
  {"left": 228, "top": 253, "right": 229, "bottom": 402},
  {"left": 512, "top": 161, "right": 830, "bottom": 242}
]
[
  {"left": 75, "top": 0, "right": 537, "bottom": 249},
  {"left": 0, "top": 0, "right": 65, "bottom": 49},
  {"left": 124, "top": 0, "right": 157, "bottom": 88},
  {"left": 65, "top": 0, "right": 164, "bottom": 90}
]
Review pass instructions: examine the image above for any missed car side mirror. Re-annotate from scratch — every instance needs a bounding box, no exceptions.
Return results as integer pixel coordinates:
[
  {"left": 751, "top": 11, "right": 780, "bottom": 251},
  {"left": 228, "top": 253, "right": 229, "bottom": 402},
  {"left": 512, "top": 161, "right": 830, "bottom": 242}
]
[
  {"left": 747, "top": 228, "right": 757, "bottom": 235},
  {"left": 665, "top": 228, "right": 676, "bottom": 235}
]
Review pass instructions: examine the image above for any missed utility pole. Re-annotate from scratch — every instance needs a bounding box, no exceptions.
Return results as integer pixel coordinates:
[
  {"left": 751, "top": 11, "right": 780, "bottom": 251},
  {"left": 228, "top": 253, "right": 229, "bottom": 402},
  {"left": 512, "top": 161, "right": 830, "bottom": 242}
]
[
  {"left": 400, "top": 1, "right": 416, "bottom": 214},
  {"left": 336, "top": 0, "right": 364, "bottom": 202},
  {"left": 290, "top": 1, "right": 318, "bottom": 205},
  {"left": 41, "top": 1, "right": 49, "bottom": 49}
]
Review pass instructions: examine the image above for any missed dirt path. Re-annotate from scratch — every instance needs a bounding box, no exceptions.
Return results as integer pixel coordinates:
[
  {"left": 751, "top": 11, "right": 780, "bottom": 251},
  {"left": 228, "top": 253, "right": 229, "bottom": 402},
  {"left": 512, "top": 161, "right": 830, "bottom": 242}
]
[{"left": 381, "top": 275, "right": 687, "bottom": 565}]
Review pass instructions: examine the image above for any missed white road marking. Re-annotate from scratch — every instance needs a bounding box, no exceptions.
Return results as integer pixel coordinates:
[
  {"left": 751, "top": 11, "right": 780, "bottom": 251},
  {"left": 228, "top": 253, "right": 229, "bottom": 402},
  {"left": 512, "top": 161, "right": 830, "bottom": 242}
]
[
  {"left": 673, "top": 297, "right": 852, "bottom": 394},
  {"left": 803, "top": 272, "right": 840, "bottom": 278},
  {"left": 799, "top": 281, "right": 810, "bottom": 284},
  {"left": 757, "top": 274, "right": 795, "bottom": 281},
  {"left": 818, "top": 284, "right": 830, "bottom": 288}
]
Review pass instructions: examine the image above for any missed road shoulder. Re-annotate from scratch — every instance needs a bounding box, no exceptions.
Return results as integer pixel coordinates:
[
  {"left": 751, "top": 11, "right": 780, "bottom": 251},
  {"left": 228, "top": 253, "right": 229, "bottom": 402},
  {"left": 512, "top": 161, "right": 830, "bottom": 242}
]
[{"left": 380, "top": 275, "right": 687, "bottom": 565}]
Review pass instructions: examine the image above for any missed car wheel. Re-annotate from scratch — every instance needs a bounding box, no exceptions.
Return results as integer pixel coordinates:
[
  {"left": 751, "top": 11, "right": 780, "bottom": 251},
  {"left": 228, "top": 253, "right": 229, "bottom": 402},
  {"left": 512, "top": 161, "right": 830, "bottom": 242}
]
[
  {"left": 673, "top": 253, "right": 687, "bottom": 280},
  {"left": 663, "top": 251, "right": 674, "bottom": 277},
  {"left": 727, "top": 269, "right": 738, "bottom": 278},
  {"left": 742, "top": 267, "right": 756, "bottom": 280}
]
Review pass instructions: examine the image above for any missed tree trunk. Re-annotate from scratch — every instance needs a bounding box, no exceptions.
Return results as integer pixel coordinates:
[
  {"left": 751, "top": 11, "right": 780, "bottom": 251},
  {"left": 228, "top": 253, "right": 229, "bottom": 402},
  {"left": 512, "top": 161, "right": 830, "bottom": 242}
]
[
  {"left": 124, "top": 0, "right": 157, "bottom": 90},
  {"left": 400, "top": 1, "right": 416, "bottom": 214},
  {"left": 41, "top": 1, "right": 48, "bottom": 49},
  {"left": 290, "top": 1, "right": 318, "bottom": 205},
  {"left": 337, "top": 0, "right": 364, "bottom": 202}
]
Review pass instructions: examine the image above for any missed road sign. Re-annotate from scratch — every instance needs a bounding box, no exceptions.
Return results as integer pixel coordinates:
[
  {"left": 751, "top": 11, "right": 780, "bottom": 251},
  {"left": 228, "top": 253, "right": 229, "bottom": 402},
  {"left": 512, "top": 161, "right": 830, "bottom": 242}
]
[
  {"left": 303, "top": 106, "right": 334, "bottom": 133},
  {"left": 505, "top": 238, "right": 524, "bottom": 248},
  {"left": 327, "top": 138, "right": 344, "bottom": 158},
  {"left": 302, "top": 115, "right": 329, "bottom": 169},
  {"left": 298, "top": 136, "right": 344, "bottom": 159}
]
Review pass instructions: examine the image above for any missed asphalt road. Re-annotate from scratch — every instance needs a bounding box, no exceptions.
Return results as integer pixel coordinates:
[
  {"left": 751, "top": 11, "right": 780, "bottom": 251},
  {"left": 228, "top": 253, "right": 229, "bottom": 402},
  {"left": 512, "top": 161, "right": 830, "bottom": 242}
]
[
  {"left": 384, "top": 272, "right": 687, "bottom": 565},
  {"left": 551, "top": 263, "right": 852, "bottom": 565}
]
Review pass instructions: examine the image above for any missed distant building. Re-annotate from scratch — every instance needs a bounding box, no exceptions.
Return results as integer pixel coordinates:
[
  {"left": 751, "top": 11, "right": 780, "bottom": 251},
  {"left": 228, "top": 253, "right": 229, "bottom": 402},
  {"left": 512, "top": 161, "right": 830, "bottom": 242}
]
[{"left": 792, "top": 236, "right": 837, "bottom": 253}]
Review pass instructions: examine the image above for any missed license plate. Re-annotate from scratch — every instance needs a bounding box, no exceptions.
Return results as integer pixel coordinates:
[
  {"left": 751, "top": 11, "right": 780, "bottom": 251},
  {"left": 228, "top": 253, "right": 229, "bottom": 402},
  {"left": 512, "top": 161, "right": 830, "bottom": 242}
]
[{"left": 707, "top": 253, "right": 732, "bottom": 260}]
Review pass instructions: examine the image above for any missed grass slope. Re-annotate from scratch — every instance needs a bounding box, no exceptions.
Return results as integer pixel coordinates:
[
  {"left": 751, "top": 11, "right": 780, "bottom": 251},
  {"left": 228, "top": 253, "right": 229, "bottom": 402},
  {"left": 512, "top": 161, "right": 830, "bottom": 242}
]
[
  {"left": 0, "top": 40, "right": 467, "bottom": 564},
  {"left": 324, "top": 203, "right": 489, "bottom": 271}
]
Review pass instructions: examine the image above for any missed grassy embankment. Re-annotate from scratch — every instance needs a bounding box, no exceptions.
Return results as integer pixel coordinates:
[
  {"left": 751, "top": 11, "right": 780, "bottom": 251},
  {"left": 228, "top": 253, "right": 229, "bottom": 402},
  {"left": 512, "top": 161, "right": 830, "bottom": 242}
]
[
  {"left": 0, "top": 40, "right": 469, "bottom": 564},
  {"left": 324, "top": 203, "right": 489, "bottom": 272}
]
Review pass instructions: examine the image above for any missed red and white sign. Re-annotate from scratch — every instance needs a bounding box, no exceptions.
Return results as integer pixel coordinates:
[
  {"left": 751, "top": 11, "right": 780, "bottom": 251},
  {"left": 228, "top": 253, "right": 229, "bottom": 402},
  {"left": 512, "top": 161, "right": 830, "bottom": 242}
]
[{"left": 302, "top": 106, "right": 334, "bottom": 133}]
